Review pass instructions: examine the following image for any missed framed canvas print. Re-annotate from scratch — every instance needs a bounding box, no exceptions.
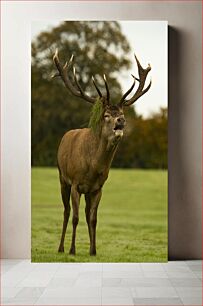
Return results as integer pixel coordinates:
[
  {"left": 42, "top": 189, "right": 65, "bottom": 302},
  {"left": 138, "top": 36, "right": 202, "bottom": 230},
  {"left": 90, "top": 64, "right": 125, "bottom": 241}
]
[{"left": 31, "top": 20, "right": 168, "bottom": 262}]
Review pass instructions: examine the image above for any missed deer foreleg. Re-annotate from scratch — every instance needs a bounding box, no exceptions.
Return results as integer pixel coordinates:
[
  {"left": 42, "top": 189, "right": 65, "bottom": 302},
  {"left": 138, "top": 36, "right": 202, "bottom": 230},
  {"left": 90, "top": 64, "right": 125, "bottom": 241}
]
[
  {"left": 89, "top": 189, "right": 102, "bottom": 256},
  {"left": 69, "top": 185, "right": 81, "bottom": 255},
  {"left": 58, "top": 180, "right": 71, "bottom": 253},
  {"left": 85, "top": 194, "right": 91, "bottom": 238}
]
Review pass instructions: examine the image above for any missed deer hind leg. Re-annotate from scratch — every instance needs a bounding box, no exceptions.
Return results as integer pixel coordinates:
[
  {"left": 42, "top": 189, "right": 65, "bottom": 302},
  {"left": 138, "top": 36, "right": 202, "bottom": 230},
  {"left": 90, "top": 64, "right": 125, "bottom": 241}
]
[
  {"left": 88, "top": 189, "right": 102, "bottom": 256},
  {"left": 69, "top": 185, "right": 81, "bottom": 255},
  {"left": 85, "top": 193, "right": 91, "bottom": 239},
  {"left": 58, "top": 179, "right": 71, "bottom": 253}
]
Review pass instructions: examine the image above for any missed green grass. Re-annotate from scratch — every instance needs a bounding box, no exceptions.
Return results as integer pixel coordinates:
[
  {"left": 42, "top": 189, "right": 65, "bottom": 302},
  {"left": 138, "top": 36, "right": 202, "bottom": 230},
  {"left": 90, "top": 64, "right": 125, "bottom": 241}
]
[{"left": 32, "top": 168, "right": 168, "bottom": 262}]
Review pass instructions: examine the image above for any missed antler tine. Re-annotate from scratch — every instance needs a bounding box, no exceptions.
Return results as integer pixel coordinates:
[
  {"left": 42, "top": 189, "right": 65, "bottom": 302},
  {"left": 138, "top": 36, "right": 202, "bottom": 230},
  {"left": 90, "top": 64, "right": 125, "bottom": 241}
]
[
  {"left": 52, "top": 49, "right": 96, "bottom": 104},
  {"left": 73, "top": 65, "right": 86, "bottom": 97},
  {"left": 92, "top": 76, "right": 103, "bottom": 98},
  {"left": 103, "top": 74, "right": 110, "bottom": 103},
  {"left": 131, "top": 74, "right": 140, "bottom": 82},
  {"left": 53, "top": 50, "right": 80, "bottom": 97},
  {"left": 51, "top": 49, "right": 61, "bottom": 78},
  {"left": 119, "top": 77, "right": 136, "bottom": 105},
  {"left": 134, "top": 54, "right": 151, "bottom": 76},
  {"left": 73, "top": 66, "right": 102, "bottom": 103},
  {"left": 130, "top": 76, "right": 152, "bottom": 103},
  {"left": 120, "top": 54, "right": 152, "bottom": 107}
]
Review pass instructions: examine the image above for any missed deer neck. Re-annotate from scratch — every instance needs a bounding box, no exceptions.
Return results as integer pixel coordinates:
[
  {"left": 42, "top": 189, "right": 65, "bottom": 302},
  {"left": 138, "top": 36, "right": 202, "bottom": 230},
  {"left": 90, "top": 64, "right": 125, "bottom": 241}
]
[{"left": 93, "top": 133, "right": 119, "bottom": 172}]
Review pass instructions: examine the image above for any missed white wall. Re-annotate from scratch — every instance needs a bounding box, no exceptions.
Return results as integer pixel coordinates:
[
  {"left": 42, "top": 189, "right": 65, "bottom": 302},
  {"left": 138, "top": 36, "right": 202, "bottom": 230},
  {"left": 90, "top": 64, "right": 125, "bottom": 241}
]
[{"left": 1, "top": 1, "right": 202, "bottom": 259}]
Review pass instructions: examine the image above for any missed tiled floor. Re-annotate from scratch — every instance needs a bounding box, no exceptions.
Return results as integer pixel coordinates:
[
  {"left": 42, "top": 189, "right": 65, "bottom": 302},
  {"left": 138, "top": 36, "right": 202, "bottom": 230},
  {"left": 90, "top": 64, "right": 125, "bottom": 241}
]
[{"left": 1, "top": 260, "right": 202, "bottom": 305}]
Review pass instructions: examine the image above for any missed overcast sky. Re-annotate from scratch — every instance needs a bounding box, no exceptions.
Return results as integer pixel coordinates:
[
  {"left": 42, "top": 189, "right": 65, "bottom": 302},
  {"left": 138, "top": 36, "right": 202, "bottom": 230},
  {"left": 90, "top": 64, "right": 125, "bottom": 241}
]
[{"left": 32, "top": 21, "right": 167, "bottom": 118}]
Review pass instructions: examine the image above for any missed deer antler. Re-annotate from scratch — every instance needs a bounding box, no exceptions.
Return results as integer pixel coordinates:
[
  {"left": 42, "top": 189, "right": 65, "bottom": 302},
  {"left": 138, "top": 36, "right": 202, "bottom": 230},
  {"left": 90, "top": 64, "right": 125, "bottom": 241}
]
[
  {"left": 52, "top": 49, "right": 96, "bottom": 104},
  {"left": 92, "top": 75, "right": 110, "bottom": 105},
  {"left": 92, "top": 76, "right": 102, "bottom": 98},
  {"left": 103, "top": 74, "right": 110, "bottom": 104},
  {"left": 52, "top": 49, "right": 112, "bottom": 105},
  {"left": 119, "top": 54, "right": 152, "bottom": 106},
  {"left": 119, "top": 77, "right": 136, "bottom": 105}
]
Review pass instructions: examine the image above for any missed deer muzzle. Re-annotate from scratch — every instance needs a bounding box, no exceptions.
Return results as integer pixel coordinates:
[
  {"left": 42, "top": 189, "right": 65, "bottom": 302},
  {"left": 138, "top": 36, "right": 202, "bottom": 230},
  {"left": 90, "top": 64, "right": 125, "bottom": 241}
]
[
  {"left": 113, "top": 117, "right": 125, "bottom": 137},
  {"left": 114, "top": 129, "right": 124, "bottom": 138}
]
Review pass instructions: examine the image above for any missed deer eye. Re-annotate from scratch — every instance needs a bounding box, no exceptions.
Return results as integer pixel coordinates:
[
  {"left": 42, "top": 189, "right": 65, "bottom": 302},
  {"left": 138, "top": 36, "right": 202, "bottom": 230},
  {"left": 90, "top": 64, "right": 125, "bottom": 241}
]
[{"left": 104, "top": 114, "right": 110, "bottom": 119}]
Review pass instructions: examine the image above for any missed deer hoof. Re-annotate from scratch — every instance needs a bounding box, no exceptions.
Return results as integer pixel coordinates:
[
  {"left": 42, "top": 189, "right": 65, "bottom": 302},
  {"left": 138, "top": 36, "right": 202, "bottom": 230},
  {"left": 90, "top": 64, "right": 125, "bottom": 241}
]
[
  {"left": 58, "top": 246, "right": 64, "bottom": 253},
  {"left": 69, "top": 247, "right": 75, "bottom": 255},
  {"left": 90, "top": 250, "right": 96, "bottom": 256}
]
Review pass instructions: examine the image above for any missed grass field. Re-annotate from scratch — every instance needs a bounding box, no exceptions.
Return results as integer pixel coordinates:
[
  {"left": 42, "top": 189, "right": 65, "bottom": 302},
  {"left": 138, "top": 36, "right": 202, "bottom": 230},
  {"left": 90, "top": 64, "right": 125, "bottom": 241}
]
[{"left": 31, "top": 168, "right": 167, "bottom": 262}]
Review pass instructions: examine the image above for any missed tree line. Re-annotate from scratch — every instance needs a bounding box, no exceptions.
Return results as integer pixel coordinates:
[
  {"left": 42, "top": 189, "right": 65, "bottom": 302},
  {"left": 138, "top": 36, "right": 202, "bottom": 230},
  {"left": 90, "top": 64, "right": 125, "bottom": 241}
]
[{"left": 31, "top": 21, "right": 167, "bottom": 169}]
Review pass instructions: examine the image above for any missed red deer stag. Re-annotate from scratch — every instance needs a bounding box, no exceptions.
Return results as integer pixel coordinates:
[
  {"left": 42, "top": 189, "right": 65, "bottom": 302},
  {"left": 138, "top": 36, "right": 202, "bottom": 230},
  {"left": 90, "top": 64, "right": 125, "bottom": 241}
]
[{"left": 52, "top": 49, "right": 151, "bottom": 255}]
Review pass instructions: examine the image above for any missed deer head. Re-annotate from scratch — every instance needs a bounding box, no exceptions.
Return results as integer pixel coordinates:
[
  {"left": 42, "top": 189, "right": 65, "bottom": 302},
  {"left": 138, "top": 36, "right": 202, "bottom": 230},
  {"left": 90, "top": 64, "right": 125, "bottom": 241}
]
[{"left": 52, "top": 49, "right": 152, "bottom": 143}]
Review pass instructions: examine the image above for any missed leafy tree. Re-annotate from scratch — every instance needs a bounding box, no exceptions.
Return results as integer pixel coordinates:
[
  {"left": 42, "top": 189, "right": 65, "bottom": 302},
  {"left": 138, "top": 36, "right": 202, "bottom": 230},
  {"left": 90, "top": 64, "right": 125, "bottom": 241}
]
[
  {"left": 32, "top": 21, "right": 132, "bottom": 166},
  {"left": 113, "top": 108, "right": 168, "bottom": 169}
]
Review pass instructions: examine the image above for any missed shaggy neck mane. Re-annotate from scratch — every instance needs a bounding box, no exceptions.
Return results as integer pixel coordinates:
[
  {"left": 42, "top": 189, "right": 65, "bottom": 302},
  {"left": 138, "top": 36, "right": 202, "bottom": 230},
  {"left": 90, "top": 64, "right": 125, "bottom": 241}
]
[{"left": 88, "top": 98, "right": 104, "bottom": 134}]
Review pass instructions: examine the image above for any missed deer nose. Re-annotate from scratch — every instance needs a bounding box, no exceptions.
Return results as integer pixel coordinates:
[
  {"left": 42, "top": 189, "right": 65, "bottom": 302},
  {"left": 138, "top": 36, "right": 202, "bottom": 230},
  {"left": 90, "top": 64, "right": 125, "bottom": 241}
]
[{"left": 116, "top": 117, "right": 125, "bottom": 125}]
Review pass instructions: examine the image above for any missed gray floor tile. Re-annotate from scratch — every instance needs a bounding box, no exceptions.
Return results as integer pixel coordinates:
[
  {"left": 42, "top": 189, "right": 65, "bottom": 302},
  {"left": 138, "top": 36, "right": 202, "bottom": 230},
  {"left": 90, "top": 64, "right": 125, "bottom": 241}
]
[
  {"left": 163, "top": 261, "right": 187, "bottom": 266},
  {"left": 2, "top": 261, "right": 36, "bottom": 287},
  {"left": 102, "top": 278, "right": 123, "bottom": 287},
  {"left": 102, "top": 297, "right": 134, "bottom": 305},
  {"left": 141, "top": 263, "right": 165, "bottom": 272},
  {"left": 2, "top": 287, "right": 23, "bottom": 299},
  {"left": 15, "top": 287, "right": 45, "bottom": 298},
  {"left": 180, "top": 296, "right": 202, "bottom": 305},
  {"left": 2, "top": 265, "right": 16, "bottom": 274},
  {"left": 3, "top": 296, "right": 38, "bottom": 305},
  {"left": 135, "top": 286, "right": 178, "bottom": 298},
  {"left": 143, "top": 271, "right": 168, "bottom": 278},
  {"left": 103, "top": 263, "right": 141, "bottom": 270},
  {"left": 47, "top": 277, "right": 76, "bottom": 288},
  {"left": 186, "top": 260, "right": 202, "bottom": 266},
  {"left": 75, "top": 277, "right": 102, "bottom": 287},
  {"left": 41, "top": 286, "right": 101, "bottom": 298},
  {"left": 1, "top": 259, "right": 202, "bottom": 306},
  {"left": 79, "top": 271, "right": 102, "bottom": 278},
  {"left": 102, "top": 264, "right": 142, "bottom": 276},
  {"left": 17, "top": 275, "right": 55, "bottom": 287},
  {"left": 170, "top": 277, "right": 202, "bottom": 287},
  {"left": 175, "top": 286, "right": 202, "bottom": 298},
  {"left": 1, "top": 299, "right": 10, "bottom": 305},
  {"left": 194, "top": 271, "right": 202, "bottom": 279},
  {"left": 80, "top": 263, "right": 102, "bottom": 272},
  {"left": 35, "top": 296, "right": 102, "bottom": 305},
  {"left": 164, "top": 265, "right": 192, "bottom": 272},
  {"left": 124, "top": 277, "right": 172, "bottom": 287},
  {"left": 103, "top": 270, "right": 143, "bottom": 278},
  {"left": 133, "top": 297, "right": 183, "bottom": 305},
  {"left": 166, "top": 271, "right": 197, "bottom": 279},
  {"left": 75, "top": 271, "right": 102, "bottom": 287},
  {"left": 54, "top": 268, "right": 80, "bottom": 278},
  {"left": 189, "top": 264, "right": 202, "bottom": 272},
  {"left": 16, "top": 265, "right": 59, "bottom": 287},
  {"left": 102, "top": 287, "right": 132, "bottom": 298}
]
